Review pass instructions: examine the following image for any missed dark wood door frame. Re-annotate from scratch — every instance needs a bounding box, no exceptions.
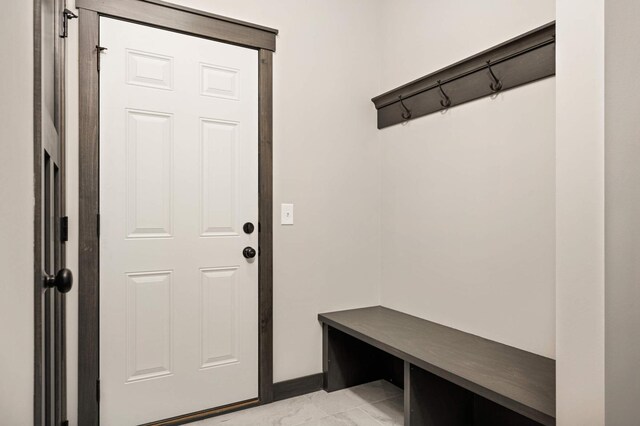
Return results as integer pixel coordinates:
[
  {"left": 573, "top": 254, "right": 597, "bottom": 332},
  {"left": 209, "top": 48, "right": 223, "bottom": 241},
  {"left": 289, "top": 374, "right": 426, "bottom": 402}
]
[{"left": 76, "top": 1, "right": 277, "bottom": 424}]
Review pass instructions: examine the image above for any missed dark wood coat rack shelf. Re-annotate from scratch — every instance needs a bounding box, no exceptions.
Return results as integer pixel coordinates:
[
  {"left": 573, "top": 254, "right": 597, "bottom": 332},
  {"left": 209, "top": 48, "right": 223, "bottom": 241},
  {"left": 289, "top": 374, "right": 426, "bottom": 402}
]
[{"left": 372, "top": 21, "right": 556, "bottom": 129}]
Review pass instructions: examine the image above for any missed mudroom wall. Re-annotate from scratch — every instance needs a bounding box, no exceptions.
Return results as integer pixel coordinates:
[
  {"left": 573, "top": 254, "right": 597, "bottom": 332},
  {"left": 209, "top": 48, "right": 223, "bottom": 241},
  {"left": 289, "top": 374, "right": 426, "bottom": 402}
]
[{"left": 377, "top": 0, "right": 557, "bottom": 359}]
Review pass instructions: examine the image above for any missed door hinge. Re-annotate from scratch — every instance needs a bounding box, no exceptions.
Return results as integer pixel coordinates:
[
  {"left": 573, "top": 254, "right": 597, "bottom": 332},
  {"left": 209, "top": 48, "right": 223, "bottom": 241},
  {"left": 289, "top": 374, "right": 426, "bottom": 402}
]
[
  {"left": 60, "top": 8, "right": 78, "bottom": 38},
  {"left": 96, "top": 46, "right": 108, "bottom": 72},
  {"left": 96, "top": 379, "right": 100, "bottom": 403},
  {"left": 96, "top": 214, "right": 100, "bottom": 237},
  {"left": 60, "top": 216, "right": 69, "bottom": 243}
]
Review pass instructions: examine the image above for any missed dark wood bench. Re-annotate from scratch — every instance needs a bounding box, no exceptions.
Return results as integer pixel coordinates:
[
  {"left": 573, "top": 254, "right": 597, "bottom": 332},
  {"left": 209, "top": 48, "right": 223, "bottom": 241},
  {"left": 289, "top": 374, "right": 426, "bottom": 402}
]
[{"left": 319, "top": 306, "right": 555, "bottom": 426}]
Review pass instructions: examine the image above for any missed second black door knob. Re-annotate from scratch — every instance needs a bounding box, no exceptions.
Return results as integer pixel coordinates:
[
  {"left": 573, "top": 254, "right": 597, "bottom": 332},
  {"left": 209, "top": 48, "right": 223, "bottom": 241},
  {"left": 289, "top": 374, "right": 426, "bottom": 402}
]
[{"left": 243, "top": 247, "right": 257, "bottom": 259}]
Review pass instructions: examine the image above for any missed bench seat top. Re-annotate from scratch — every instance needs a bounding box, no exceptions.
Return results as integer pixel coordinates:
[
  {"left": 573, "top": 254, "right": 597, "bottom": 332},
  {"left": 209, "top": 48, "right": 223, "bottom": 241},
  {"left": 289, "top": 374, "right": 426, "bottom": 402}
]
[{"left": 319, "top": 306, "right": 555, "bottom": 426}]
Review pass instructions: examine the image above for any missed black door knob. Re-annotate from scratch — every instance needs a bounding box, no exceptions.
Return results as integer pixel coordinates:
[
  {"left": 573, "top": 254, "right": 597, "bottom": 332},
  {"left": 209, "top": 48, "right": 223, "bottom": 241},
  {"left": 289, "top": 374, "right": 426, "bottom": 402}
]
[
  {"left": 243, "top": 222, "right": 255, "bottom": 234},
  {"left": 243, "top": 247, "right": 257, "bottom": 259},
  {"left": 45, "top": 268, "right": 73, "bottom": 294}
]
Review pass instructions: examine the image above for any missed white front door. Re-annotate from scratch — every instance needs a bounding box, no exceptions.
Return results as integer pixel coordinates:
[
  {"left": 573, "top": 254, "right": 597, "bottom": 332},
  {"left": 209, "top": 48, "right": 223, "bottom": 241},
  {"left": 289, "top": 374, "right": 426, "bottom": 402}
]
[{"left": 99, "top": 18, "right": 259, "bottom": 425}]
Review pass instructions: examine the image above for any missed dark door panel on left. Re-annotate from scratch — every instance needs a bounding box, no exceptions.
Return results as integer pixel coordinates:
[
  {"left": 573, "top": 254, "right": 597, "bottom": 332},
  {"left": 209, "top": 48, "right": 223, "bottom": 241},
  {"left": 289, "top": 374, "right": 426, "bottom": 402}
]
[{"left": 35, "top": 0, "right": 73, "bottom": 424}]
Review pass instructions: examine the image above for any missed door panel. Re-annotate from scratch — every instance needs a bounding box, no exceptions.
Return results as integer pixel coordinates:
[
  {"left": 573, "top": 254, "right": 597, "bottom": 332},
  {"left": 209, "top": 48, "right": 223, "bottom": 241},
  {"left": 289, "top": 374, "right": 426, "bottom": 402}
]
[
  {"left": 100, "top": 18, "right": 259, "bottom": 425},
  {"left": 124, "top": 109, "right": 174, "bottom": 238},
  {"left": 36, "top": 0, "right": 71, "bottom": 425}
]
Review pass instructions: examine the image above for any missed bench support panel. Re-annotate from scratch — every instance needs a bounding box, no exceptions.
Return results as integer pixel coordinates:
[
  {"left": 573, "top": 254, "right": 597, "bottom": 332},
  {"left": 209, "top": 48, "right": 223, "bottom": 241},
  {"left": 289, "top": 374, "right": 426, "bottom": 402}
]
[{"left": 323, "top": 324, "right": 403, "bottom": 392}]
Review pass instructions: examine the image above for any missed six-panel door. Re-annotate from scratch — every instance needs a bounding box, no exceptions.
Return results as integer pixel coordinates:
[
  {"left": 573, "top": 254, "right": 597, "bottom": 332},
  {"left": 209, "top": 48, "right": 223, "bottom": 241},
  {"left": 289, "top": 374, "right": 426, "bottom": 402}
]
[{"left": 99, "top": 18, "right": 259, "bottom": 425}]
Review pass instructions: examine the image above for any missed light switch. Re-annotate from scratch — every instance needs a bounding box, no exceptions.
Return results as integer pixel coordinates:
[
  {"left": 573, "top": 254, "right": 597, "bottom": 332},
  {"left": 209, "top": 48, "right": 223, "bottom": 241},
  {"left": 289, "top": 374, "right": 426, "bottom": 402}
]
[{"left": 281, "top": 203, "right": 294, "bottom": 225}]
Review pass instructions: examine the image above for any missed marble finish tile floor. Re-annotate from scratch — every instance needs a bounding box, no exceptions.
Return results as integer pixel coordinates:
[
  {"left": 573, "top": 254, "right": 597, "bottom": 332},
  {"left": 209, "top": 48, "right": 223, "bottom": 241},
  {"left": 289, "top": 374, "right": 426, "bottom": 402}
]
[{"left": 193, "top": 380, "right": 403, "bottom": 426}]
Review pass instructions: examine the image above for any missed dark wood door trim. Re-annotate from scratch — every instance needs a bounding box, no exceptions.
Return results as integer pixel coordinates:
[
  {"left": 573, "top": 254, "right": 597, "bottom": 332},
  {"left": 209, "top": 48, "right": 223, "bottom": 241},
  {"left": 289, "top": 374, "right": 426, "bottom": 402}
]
[
  {"left": 77, "top": 5, "right": 276, "bottom": 425},
  {"left": 33, "top": 0, "right": 43, "bottom": 422},
  {"left": 258, "top": 48, "right": 274, "bottom": 404},
  {"left": 75, "top": 0, "right": 277, "bottom": 51},
  {"left": 77, "top": 8, "right": 100, "bottom": 425}
]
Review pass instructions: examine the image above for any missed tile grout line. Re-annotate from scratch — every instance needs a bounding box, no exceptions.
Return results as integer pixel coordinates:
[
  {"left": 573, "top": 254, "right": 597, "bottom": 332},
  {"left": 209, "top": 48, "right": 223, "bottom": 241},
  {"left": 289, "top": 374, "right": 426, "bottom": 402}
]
[
  {"left": 355, "top": 394, "right": 403, "bottom": 410},
  {"left": 359, "top": 395, "right": 405, "bottom": 426},
  {"left": 303, "top": 383, "right": 404, "bottom": 423},
  {"left": 354, "top": 406, "right": 386, "bottom": 426}
]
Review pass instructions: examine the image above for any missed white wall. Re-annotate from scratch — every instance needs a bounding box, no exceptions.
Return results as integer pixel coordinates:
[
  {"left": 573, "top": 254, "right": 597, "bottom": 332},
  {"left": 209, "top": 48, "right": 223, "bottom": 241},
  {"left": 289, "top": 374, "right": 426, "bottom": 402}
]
[
  {"left": 378, "top": 0, "right": 557, "bottom": 358},
  {"left": 63, "top": 5, "right": 383, "bottom": 423},
  {"left": 0, "top": 0, "right": 34, "bottom": 424},
  {"left": 556, "top": 0, "right": 605, "bottom": 424}
]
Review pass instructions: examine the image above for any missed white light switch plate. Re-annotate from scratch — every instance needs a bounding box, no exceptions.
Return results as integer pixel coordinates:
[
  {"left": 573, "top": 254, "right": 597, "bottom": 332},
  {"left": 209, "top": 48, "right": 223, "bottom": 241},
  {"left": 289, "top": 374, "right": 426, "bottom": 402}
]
[{"left": 281, "top": 203, "right": 294, "bottom": 225}]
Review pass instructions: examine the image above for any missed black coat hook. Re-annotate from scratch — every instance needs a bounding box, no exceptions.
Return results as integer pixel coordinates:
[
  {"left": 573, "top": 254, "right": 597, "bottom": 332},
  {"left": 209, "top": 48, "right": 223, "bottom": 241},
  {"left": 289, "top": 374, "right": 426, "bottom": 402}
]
[
  {"left": 437, "top": 80, "right": 451, "bottom": 109},
  {"left": 398, "top": 95, "right": 412, "bottom": 120},
  {"left": 486, "top": 60, "right": 503, "bottom": 92}
]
